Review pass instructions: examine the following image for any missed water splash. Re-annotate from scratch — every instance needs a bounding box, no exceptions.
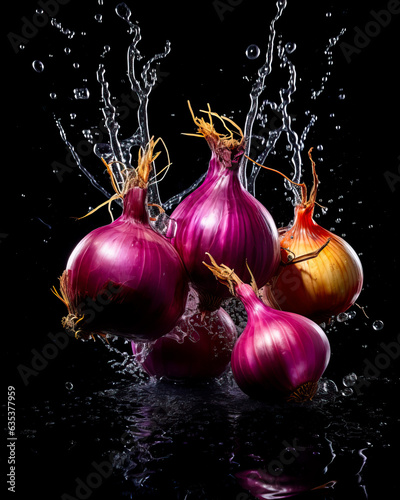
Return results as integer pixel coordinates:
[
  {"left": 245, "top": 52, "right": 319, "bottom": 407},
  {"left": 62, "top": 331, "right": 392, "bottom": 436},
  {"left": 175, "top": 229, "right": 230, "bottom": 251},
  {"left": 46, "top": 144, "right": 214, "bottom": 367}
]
[
  {"left": 89, "top": 4, "right": 171, "bottom": 207},
  {"left": 242, "top": 0, "right": 288, "bottom": 189},
  {"left": 52, "top": 2, "right": 171, "bottom": 211},
  {"left": 54, "top": 118, "right": 113, "bottom": 201},
  {"left": 311, "top": 28, "right": 346, "bottom": 100},
  {"left": 246, "top": 39, "right": 312, "bottom": 201},
  {"left": 244, "top": 21, "right": 346, "bottom": 203}
]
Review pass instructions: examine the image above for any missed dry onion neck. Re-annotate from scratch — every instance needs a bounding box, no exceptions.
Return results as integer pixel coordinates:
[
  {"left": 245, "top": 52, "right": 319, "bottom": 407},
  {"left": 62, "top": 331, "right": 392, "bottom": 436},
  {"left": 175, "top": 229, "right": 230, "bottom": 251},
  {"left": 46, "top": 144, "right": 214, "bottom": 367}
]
[
  {"left": 78, "top": 137, "right": 170, "bottom": 221},
  {"left": 184, "top": 101, "right": 245, "bottom": 167},
  {"left": 203, "top": 253, "right": 259, "bottom": 296},
  {"left": 107, "top": 137, "right": 163, "bottom": 194},
  {"left": 244, "top": 147, "right": 320, "bottom": 209}
]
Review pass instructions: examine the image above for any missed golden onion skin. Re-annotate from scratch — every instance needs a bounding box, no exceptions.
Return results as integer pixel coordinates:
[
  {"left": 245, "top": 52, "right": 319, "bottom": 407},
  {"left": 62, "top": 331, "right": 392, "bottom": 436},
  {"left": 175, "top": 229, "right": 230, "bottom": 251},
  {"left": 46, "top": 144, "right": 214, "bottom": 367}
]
[{"left": 263, "top": 203, "right": 364, "bottom": 324}]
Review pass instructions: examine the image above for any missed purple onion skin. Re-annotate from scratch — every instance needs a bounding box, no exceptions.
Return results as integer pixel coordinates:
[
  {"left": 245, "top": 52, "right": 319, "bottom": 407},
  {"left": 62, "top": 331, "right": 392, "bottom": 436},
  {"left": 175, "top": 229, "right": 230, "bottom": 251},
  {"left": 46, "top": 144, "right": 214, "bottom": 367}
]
[
  {"left": 236, "top": 468, "right": 323, "bottom": 499},
  {"left": 171, "top": 151, "right": 280, "bottom": 305},
  {"left": 132, "top": 307, "right": 237, "bottom": 381},
  {"left": 65, "top": 186, "right": 189, "bottom": 341},
  {"left": 231, "top": 283, "right": 331, "bottom": 401}
]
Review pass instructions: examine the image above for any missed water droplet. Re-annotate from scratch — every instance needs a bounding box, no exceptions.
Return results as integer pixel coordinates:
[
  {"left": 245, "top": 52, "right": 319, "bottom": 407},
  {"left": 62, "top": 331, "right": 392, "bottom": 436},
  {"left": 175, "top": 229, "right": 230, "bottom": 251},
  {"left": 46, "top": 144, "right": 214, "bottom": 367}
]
[
  {"left": 338, "top": 93, "right": 346, "bottom": 100},
  {"left": 347, "top": 310, "right": 357, "bottom": 320},
  {"left": 316, "top": 145, "right": 324, "bottom": 151},
  {"left": 343, "top": 373, "right": 357, "bottom": 387},
  {"left": 73, "top": 62, "right": 80, "bottom": 69},
  {"left": 326, "top": 12, "right": 332, "bottom": 17},
  {"left": 73, "top": 88, "right": 90, "bottom": 100},
  {"left": 82, "top": 129, "right": 93, "bottom": 140},
  {"left": 94, "top": 13, "right": 103, "bottom": 23},
  {"left": 64, "top": 47, "right": 71, "bottom": 55},
  {"left": 65, "top": 382, "right": 74, "bottom": 391},
  {"left": 341, "top": 387, "right": 353, "bottom": 396},
  {"left": 372, "top": 320, "right": 384, "bottom": 331},
  {"left": 246, "top": 44, "right": 260, "bottom": 60},
  {"left": 101, "top": 45, "right": 111, "bottom": 58},
  {"left": 285, "top": 42, "right": 296, "bottom": 54},
  {"left": 336, "top": 312, "right": 348, "bottom": 322},
  {"left": 32, "top": 60, "right": 44, "bottom": 73},
  {"left": 115, "top": 2, "right": 132, "bottom": 21},
  {"left": 49, "top": 93, "right": 57, "bottom": 99},
  {"left": 318, "top": 378, "right": 338, "bottom": 398}
]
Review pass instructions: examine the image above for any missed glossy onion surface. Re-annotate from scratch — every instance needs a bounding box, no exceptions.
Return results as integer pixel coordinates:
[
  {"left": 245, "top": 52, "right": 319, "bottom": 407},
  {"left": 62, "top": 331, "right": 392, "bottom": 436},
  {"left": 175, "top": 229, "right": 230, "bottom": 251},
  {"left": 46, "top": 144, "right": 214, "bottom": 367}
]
[
  {"left": 264, "top": 203, "right": 363, "bottom": 324},
  {"left": 231, "top": 282, "right": 331, "bottom": 402},
  {"left": 60, "top": 186, "right": 189, "bottom": 341},
  {"left": 132, "top": 303, "right": 237, "bottom": 381},
  {"left": 171, "top": 151, "right": 280, "bottom": 307}
]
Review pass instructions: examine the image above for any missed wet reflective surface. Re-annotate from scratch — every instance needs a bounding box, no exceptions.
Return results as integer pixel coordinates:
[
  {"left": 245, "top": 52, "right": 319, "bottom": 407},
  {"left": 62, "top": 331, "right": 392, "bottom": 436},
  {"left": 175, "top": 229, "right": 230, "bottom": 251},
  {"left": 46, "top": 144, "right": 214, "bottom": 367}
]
[{"left": 14, "top": 334, "right": 399, "bottom": 499}]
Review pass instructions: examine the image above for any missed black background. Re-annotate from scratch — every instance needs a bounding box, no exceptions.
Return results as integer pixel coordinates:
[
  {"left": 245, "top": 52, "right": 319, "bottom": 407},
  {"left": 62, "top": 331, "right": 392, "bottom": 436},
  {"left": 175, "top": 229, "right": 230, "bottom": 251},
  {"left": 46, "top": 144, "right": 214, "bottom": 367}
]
[{"left": 3, "top": 0, "right": 400, "bottom": 499}]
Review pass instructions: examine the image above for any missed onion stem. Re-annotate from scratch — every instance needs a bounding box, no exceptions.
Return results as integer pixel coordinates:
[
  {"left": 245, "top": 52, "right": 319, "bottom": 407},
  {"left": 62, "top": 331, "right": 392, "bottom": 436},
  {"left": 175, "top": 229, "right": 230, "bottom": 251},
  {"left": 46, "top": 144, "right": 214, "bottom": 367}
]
[
  {"left": 282, "top": 238, "right": 331, "bottom": 266},
  {"left": 203, "top": 253, "right": 243, "bottom": 296},
  {"left": 244, "top": 147, "right": 320, "bottom": 207},
  {"left": 244, "top": 154, "right": 307, "bottom": 202},
  {"left": 74, "top": 138, "right": 171, "bottom": 222},
  {"left": 184, "top": 101, "right": 244, "bottom": 151}
]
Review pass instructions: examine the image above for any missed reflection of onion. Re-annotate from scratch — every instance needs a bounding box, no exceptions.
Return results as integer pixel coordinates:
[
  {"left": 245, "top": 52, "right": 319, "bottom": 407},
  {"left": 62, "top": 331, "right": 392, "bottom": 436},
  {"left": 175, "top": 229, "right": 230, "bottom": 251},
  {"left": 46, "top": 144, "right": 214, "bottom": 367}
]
[
  {"left": 132, "top": 290, "right": 237, "bottom": 381},
  {"left": 235, "top": 438, "right": 337, "bottom": 500},
  {"left": 236, "top": 468, "right": 336, "bottom": 499}
]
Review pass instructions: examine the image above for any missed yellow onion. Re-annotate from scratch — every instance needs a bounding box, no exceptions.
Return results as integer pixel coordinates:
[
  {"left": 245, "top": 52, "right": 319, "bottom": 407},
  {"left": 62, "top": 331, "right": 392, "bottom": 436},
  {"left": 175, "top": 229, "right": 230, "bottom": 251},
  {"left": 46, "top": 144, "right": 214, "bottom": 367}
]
[{"left": 251, "top": 149, "right": 363, "bottom": 324}]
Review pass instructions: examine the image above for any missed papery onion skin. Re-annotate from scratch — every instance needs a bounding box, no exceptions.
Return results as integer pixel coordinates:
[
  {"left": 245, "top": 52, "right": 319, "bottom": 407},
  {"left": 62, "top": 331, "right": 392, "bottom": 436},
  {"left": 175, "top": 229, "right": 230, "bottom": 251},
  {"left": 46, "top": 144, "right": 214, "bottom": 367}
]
[
  {"left": 263, "top": 203, "right": 363, "bottom": 324},
  {"left": 56, "top": 184, "right": 189, "bottom": 342},
  {"left": 171, "top": 105, "right": 280, "bottom": 310},
  {"left": 203, "top": 255, "right": 330, "bottom": 402},
  {"left": 232, "top": 283, "right": 331, "bottom": 401},
  {"left": 247, "top": 148, "right": 364, "bottom": 324},
  {"left": 132, "top": 306, "right": 237, "bottom": 381}
]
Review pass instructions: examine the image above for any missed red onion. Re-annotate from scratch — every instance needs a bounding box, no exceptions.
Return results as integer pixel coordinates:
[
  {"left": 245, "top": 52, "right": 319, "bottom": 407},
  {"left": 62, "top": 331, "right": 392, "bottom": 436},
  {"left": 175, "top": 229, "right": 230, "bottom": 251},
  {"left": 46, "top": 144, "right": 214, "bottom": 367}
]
[
  {"left": 171, "top": 103, "right": 280, "bottom": 312},
  {"left": 204, "top": 254, "right": 330, "bottom": 402},
  {"left": 132, "top": 289, "right": 237, "bottom": 381},
  {"left": 52, "top": 140, "right": 189, "bottom": 341}
]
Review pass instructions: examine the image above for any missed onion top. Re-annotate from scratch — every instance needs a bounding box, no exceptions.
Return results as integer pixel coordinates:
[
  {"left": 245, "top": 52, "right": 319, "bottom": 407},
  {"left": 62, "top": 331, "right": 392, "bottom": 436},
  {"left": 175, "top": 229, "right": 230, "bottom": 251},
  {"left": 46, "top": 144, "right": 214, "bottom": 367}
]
[{"left": 171, "top": 103, "right": 280, "bottom": 311}]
